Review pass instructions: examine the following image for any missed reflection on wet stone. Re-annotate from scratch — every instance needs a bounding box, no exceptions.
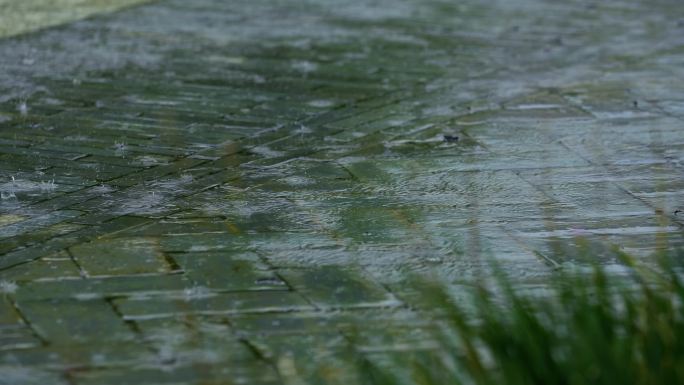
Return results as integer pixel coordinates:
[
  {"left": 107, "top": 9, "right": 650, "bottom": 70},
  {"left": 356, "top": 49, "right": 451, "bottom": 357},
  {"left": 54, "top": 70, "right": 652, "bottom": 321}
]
[{"left": 1, "top": 0, "right": 684, "bottom": 382}]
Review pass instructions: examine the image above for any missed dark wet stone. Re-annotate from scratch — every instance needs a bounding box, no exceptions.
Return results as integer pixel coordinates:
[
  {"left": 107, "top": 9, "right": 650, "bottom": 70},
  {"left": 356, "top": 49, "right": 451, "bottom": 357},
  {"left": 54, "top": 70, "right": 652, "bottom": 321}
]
[{"left": 1, "top": 0, "right": 684, "bottom": 381}]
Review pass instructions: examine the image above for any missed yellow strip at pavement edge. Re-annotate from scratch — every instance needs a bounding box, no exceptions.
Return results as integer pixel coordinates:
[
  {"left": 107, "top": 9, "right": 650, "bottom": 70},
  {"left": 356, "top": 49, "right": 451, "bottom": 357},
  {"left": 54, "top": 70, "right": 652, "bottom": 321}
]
[{"left": 0, "top": 0, "right": 153, "bottom": 38}]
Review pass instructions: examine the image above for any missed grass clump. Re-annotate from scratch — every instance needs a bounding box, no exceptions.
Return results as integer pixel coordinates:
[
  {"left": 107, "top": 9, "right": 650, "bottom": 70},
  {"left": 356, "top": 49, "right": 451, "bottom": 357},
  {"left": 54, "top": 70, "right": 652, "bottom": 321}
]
[{"left": 359, "top": 252, "right": 684, "bottom": 385}]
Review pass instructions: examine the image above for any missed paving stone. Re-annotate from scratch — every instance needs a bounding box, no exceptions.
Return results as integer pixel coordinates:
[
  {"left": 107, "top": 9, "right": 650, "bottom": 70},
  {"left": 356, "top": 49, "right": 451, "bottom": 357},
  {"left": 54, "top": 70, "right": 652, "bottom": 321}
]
[
  {"left": 0, "top": 366, "right": 68, "bottom": 385},
  {"left": 0, "top": 326, "right": 41, "bottom": 351},
  {"left": 0, "top": 241, "right": 77, "bottom": 272},
  {"left": 0, "top": 252, "right": 81, "bottom": 282},
  {"left": 13, "top": 274, "right": 189, "bottom": 301},
  {"left": 0, "top": 215, "right": 153, "bottom": 270},
  {"left": 135, "top": 317, "right": 257, "bottom": 365},
  {"left": 1, "top": 0, "right": 684, "bottom": 381},
  {"left": 17, "top": 299, "right": 134, "bottom": 344},
  {"left": 106, "top": 158, "right": 206, "bottom": 188},
  {"left": 124, "top": 219, "right": 236, "bottom": 237},
  {"left": 0, "top": 211, "right": 82, "bottom": 240},
  {"left": 228, "top": 308, "right": 431, "bottom": 338},
  {"left": 0, "top": 222, "right": 86, "bottom": 255},
  {"left": 69, "top": 237, "right": 171, "bottom": 276},
  {"left": 70, "top": 361, "right": 281, "bottom": 385},
  {"left": 115, "top": 291, "right": 313, "bottom": 320},
  {"left": 159, "top": 233, "right": 250, "bottom": 253},
  {"left": 0, "top": 343, "right": 151, "bottom": 369},
  {"left": 0, "top": 296, "right": 21, "bottom": 326},
  {"left": 26, "top": 186, "right": 117, "bottom": 212},
  {"left": 172, "top": 252, "right": 287, "bottom": 291},
  {"left": 248, "top": 333, "right": 358, "bottom": 382},
  {"left": 278, "top": 266, "right": 399, "bottom": 309}
]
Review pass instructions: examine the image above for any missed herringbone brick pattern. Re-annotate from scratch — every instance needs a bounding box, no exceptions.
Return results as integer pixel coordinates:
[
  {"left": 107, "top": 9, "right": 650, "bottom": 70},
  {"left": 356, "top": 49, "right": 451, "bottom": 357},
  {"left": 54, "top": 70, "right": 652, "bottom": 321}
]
[{"left": 1, "top": 0, "right": 684, "bottom": 383}]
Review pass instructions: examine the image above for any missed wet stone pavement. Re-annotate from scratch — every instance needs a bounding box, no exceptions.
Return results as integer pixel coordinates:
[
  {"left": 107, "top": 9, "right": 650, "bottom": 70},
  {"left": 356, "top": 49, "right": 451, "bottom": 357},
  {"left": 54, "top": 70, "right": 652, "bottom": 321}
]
[{"left": 1, "top": 0, "right": 684, "bottom": 383}]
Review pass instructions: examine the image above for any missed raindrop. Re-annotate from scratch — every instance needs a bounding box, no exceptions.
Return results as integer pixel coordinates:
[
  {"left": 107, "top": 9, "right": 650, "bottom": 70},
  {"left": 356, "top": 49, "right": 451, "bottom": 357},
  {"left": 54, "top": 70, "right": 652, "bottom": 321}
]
[
  {"left": 254, "top": 277, "right": 286, "bottom": 286},
  {"left": 291, "top": 60, "right": 318, "bottom": 73},
  {"left": 114, "top": 141, "right": 127, "bottom": 157},
  {"left": 39, "top": 179, "right": 56, "bottom": 192},
  {"left": 308, "top": 99, "right": 334, "bottom": 108},
  {"left": 0, "top": 280, "right": 18, "bottom": 293},
  {"left": 17, "top": 100, "right": 28, "bottom": 116},
  {"left": 425, "top": 256, "right": 442, "bottom": 264},
  {"left": 296, "top": 124, "right": 312, "bottom": 134}
]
